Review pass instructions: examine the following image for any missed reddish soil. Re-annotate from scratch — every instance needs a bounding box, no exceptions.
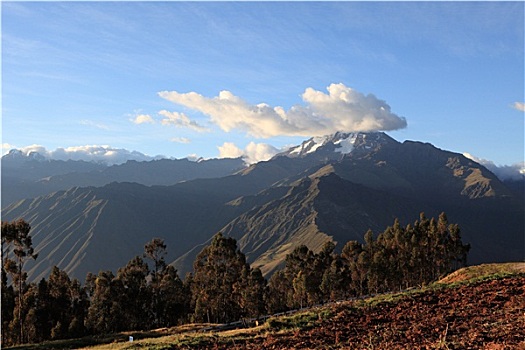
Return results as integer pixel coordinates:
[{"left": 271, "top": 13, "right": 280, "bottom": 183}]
[{"left": 190, "top": 276, "right": 525, "bottom": 349}]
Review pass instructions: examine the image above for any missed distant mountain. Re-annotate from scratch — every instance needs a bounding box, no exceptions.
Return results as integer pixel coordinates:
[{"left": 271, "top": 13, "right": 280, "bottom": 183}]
[
  {"left": 503, "top": 178, "right": 525, "bottom": 198},
  {"left": 2, "top": 132, "right": 523, "bottom": 282},
  {"left": 1, "top": 152, "right": 245, "bottom": 205},
  {"left": 2, "top": 149, "right": 107, "bottom": 181}
]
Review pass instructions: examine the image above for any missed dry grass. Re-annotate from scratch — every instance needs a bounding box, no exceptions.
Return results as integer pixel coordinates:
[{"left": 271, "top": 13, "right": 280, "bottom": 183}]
[{"left": 437, "top": 262, "right": 525, "bottom": 284}]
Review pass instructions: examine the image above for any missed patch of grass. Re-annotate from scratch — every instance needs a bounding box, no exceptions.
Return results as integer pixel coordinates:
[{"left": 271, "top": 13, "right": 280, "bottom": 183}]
[
  {"left": 437, "top": 262, "right": 525, "bottom": 285},
  {"left": 266, "top": 308, "right": 333, "bottom": 331},
  {"left": 432, "top": 263, "right": 525, "bottom": 290},
  {"left": 4, "top": 334, "right": 129, "bottom": 350},
  {"left": 343, "top": 263, "right": 525, "bottom": 310}
]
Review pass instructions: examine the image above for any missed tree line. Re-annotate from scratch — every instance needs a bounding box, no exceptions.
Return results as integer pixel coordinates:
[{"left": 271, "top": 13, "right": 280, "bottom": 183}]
[{"left": 1, "top": 212, "right": 469, "bottom": 346}]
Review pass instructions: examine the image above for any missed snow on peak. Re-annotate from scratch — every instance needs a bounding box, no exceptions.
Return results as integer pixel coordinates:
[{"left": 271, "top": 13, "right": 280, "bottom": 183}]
[
  {"left": 334, "top": 133, "right": 358, "bottom": 154},
  {"left": 284, "top": 132, "right": 374, "bottom": 158},
  {"left": 305, "top": 136, "right": 331, "bottom": 154}
]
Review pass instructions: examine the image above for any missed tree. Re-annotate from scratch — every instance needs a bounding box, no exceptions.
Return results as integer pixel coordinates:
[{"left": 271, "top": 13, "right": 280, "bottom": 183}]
[
  {"left": 284, "top": 245, "right": 321, "bottom": 307},
  {"left": 342, "top": 240, "right": 367, "bottom": 296},
  {"left": 1, "top": 261, "right": 15, "bottom": 345},
  {"left": 191, "top": 233, "right": 258, "bottom": 323},
  {"left": 116, "top": 256, "right": 151, "bottom": 330},
  {"left": 47, "top": 266, "right": 74, "bottom": 340},
  {"left": 1, "top": 219, "right": 38, "bottom": 344},
  {"left": 266, "top": 270, "right": 292, "bottom": 314},
  {"left": 238, "top": 267, "right": 266, "bottom": 319},
  {"left": 68, "top": 278, "right": 89, "bottom": 338},
  {"left": 144, "top": 238, "right": 167, "bottom": 327},
  {"left": 157, "top": 265, "right": 187, "bottom": 326},
  {"left": 268, "top": 243, "right": 333, "bottom": 310},
  {"left": 292, "top": 270, "right": 307, "bottom": 309},
  {"left": 85, "top": 271, "right": 124, "bottom": 334},
  {"left": 144, "top": 238, "right": 167, "bottom": 279},
  {"left": 320, "top": 257, "right": 348, "bottom": 301}
]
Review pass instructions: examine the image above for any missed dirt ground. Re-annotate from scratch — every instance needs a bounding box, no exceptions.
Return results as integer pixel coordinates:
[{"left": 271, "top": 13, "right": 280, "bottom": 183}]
[{"left": 190, "top": 275, "right": 525, "bottom": 349}]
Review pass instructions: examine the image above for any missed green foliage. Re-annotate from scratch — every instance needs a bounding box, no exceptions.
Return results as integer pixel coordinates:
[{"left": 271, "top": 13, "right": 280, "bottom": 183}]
[
  {"left": 191, "top": 233, "right": 267, "bottom": 323},
  {"left": 1, "top": 219, "right": 39, "bottom": 345},
  {"left": 267, "top": 212, "right": 470, "bottom": 314},
  {"left": 1, "top": 213, "right": 469, "bottom": 347},
  {"left": 116, "top": 256, "right": 151, "bottom": 330},
  {"left": 85, "top": 270, "right": 124, "bottom": 334}
]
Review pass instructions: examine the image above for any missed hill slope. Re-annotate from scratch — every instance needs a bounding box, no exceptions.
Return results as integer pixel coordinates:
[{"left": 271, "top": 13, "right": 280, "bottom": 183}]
[{"left": 8, "top": 264, "right": 523, "bottom": 349}]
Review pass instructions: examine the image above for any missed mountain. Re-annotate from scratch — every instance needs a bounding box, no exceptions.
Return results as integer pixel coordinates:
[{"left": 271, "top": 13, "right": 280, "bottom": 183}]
[
  {"left": 2, "top": 132, "right": 523, "bottom": 282},
  {"left": 1, "top": 152, "right": 245, "bottom": 205},
  {"left": 175, "top": 139, "right": 523, "bottom": 276},
  {"left": 1, "top": 149, "right": 107, "bottom": 182},
  {"left": 203, "top": 173, "right": 433, "bottom": 276}
]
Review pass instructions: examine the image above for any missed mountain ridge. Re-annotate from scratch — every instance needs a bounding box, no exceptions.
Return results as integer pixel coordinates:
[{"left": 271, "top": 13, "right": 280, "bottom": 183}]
[
  {"left": 2, "top": 132, "right": 523, "bottom": 281},
  {"left": 1, "top": 155, "right": 245, "bottom": 205}
]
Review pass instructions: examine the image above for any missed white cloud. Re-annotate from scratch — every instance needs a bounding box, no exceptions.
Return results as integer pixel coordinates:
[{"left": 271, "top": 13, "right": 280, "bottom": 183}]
[
  {"left": 218, "top": 142, "right": 244, "bottom": 159},
  {"left": 463, "top": 152, "right": 524, "bottom": 180},
  {"left": 130, "top": 111, "right": 208, "bottom": 132},
  {"left": 158, "top": 110, "right": 209, "bottom": 132},
  {"left": 186, "top": 154, "right": 201, "bottom": 162},
  {"left": 53, "top": 145, "right": 161, "bottom": 164},
  {"left": 2, "top": 143, "right": 17, "bottom": 155},
  {"left": 170, "top": 137, "right": 191, "bottom": 144},
  {"left": 20, "top": 144, "right": 49, "bottom": 156},
  {"left": 132, "top": 114, "right": 155, "bottom": 124},
  {"left": 513, "top": 102, "right": 525, "bottom": 112},
  {"left": 244, "top": 142, "right": 280, "bottom": 164},
  {"left": 218, "top": 141, "right": 279, "bottom": 164},
  {"left": 158, "top": 83, "right": 407, "bottom": 138},
  {"left": 7, "top": 145, "right": 163, "bottom": 165}
]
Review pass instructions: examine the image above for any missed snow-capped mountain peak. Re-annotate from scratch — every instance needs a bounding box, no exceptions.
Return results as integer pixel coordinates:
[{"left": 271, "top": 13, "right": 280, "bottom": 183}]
[
  {"left": 2, "top": 149, "right": 47, "bottom": 163},
  {"left": 333, "top": 133, "right": 359, "bottom": 154},
  {"left": 278, "top": 131, "right": 393, "bottom": 159}
]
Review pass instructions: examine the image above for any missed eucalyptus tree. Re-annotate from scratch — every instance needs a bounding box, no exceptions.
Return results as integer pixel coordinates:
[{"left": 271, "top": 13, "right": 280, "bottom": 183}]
[{"left": 1, "top": 219, "right": 38, "bottom": 343}]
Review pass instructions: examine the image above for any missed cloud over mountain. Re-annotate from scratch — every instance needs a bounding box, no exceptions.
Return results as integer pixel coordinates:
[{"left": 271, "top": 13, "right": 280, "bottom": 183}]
[
  {"left": 218, "top": 142, "right": 279, "bottom": 164},
  {"left": 464, "top": 152, "right": 524, "bottom": 180},
  {"left": 158, "top": 83, "right": 407, "bottom": 138},
  {"left": 10, "top": 145, "right": 163, "bottom": 165}
]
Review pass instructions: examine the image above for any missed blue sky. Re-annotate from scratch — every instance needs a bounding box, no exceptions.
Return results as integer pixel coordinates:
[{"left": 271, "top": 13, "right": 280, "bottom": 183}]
[{"left": 2, "top": 1, "right": 524, "bottom": 170}]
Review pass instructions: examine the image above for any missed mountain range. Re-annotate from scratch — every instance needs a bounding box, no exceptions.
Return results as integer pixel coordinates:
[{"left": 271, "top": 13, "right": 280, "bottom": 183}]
[
  {"left": 2, "top": 132, "right": 523, "bottom": 282},
  {"left": 1, "top": 150, "right": 245, "bottom": 205}
]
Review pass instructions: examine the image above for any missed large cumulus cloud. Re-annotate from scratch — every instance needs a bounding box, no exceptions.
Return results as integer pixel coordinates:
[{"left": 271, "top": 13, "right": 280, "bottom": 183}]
[{"left": 158, "top": 83, "right": 407, "bottom": 138}]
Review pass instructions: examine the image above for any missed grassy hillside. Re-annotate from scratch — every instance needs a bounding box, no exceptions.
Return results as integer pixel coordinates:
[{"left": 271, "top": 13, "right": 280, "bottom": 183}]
[{"left": 7, "top": 262, "right": 524, "bottom": 350}]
